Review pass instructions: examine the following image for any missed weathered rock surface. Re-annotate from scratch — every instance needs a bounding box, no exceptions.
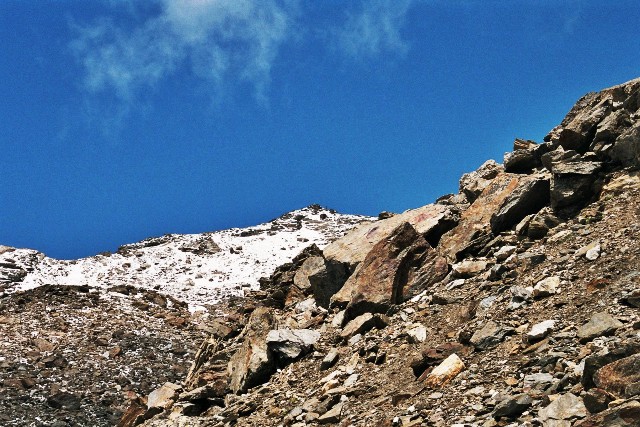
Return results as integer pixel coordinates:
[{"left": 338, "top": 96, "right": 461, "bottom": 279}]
[
  {"left": 577, "top": 312, "right": 623, "bottom": 343},
  {"left": 593, "top": 354, "right": 640, "bottom": 398},
  {"left": 440, "top": 172, "right": 549, "bottom": 261},
  {"left": 331, "top": 222, "right": 447, "bottom": 321},
  {"left": 266, "top": 329, "right": 320, "bottom": 361},
  {"left": 228, "top": 307, "right": 276, "bottom": 394},
  {"left": 323, "top": 204, "right": 458, "bottom": 268}
]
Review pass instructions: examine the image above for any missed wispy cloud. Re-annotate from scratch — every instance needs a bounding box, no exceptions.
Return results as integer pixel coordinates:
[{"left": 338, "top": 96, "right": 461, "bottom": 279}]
[
  {"left": 333, "top": 0, "right": 415, "bottom": 60},
  {"left": 71, "top": 0, "right": 298, "bottom": 102}
]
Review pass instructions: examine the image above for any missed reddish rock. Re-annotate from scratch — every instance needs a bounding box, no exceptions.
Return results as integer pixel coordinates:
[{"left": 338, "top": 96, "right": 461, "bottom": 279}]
[
  {"left": 594, "top": 353, "right": 640, "bottom": 398},
  {"left": 440, "top": 173, "right": 549, "bottom": 261},
  {"left": 330, "top": 222, "right": 447, "bottom": 321},
  {"left": 228, "top": 307, "right": 276, "bottom": 394}
]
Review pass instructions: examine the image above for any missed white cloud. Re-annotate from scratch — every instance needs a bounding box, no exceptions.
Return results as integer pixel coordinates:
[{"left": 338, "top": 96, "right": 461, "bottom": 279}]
[
  {"left": 71, "top": 0, "right": 298, "bottom": 102},
  {"left": 334, "top": 0, "right": 415, "bottom": 60}
]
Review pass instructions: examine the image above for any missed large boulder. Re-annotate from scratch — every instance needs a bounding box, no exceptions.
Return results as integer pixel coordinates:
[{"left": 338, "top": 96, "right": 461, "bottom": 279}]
[
  {"left": 440, "top": 173, "right": 550, "bottom": 261},
  {"left": 330, "top": 222, "right": 448, "bottom": 321},
  {"left": 323, "top": 204, "right": 458, "bottom": 268},
  {"left": 575, "top": 400, "right": 640, "bottom": 427},
  {"left": 503, "top": 139, "right": 551, "bottom": 174},
  {"left": 593, "top": 354, "right": 640, "bottom": 398},
  {"left": 228, "top": 307, "right": 276, "bottom": 394},
  {"left": 266, "top": 329, "right": 320, "bottom": 362},
  {"left": 459, "top": 159, "right": 504, "bottom": 203},
  {"left": 292, "top": 256, "right": 350, "bottom": 308},
  {"left": 545, "top": 151, "right": 603, "bottom": 214},
  {"left": 545, "top": 77, "right": 640, "bottom": 154}
]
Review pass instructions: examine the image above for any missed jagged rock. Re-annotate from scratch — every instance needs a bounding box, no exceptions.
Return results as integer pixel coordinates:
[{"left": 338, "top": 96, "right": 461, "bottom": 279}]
[
  {"left": 470, "top": 321, "right": 514, "bottom": 350},
  {"left": 582, "top": 388, "right": 615, "bottom": 414},
  {"left": 546, "top": 153, "right": 603, "bottom": 214},
  {"left": 339, "top": 313, "right": 389, "bottom": 339},
  {"left": 593, "top": 354, "right": 640, "bottom": 398},
  {"left": 528, "top": 320, "right": 556, "bottom": 342},
  {"left": 621, "top": 289, "right": 640, "bottom": 308},
  {"left": 503, "top": 139, "right": 550, "bottom": 173},
  {"left": 293, "top": 256, "right": 350, "bottom": 308},
  {"left": 228, "top": 307, "right": 276, "bottom": 394},
  {"left": 406, "top": 324, "right": 428, "bottom": 343},
  {"left": 575, "top": 400, "right": 640, "bottom": 427},
  {"left": 421, "top": 353, "right": 465, "bottom": 388},
  {"left": 577, "top": 312, "right": 623, "bottom": 343},
  {"left": 545, "top": 78, "right": 640, "bottom": 153},
  {"left": 538, "top": 393, "right": 587, "bottom": 424},
  {"left": 323, "top": 204, "right": 458, "bottom": 268},
  {"left": 47, "top": 392, "right": 82, "bottom": 410},
  {"left": 317, "top": 401, "right": 344, "bottom": 424},
  {"left": 259, "top": 244, "right": 324, "bottom": 308},
  {"left": 266, "top": 329, "right": 320, "bottom": 361},
  {"left": 582, "top": 342, "right": 640, "bottom": 389},
  {"left": 527, "top": 207, "right": 561, "bottom": 239},
  {"left": 459, "top": 160, "right": 504, "bottom": 203},
  {"left": 320, "top": 349, "right": 339, "bottom": 371},
  {"left": 411, "top": 342, "right": 467, "bottom": 378},
  {"left": 440, "top": 173, "right": 550, "bottom": 261},
  {"left": 331, "top": 222, "right": 447, "bottom": 321},
  {"left": 611, "top": 122, "right": 640, "bottom": 166},
  {"left": 451, "top": 259, "right": 488, "bottom": 278},
  {"left": 492, "top": 393, "right": 532, "bottom": 419},
  {"left": 147, "top": 383, "right": 181, "bottom": 410},
  {"left": 533, "top": 276, "right": 560, "bottom": 298}
]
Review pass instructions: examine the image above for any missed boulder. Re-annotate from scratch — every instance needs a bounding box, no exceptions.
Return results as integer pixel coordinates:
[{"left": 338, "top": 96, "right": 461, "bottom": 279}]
[
  {"left": 581, "top": 342, "right": 640, "bottom": 389},
  {"left": 545, "top": 78, "right": 640, "bottom": 154},
  {"left": 323, "top": 204, "right": 458, "bottom": 268},
  {"left": 548, "top": 155, "right": 603, "bottom": 213},
  {"left": 533, "top": 276, "right": 560, "bottom": 298},
  {"left": 575, "top": 400, "right": 640, "bottom": 427},
  {"left": 339, "top": 313, "right": 389, "bottom": 339},
  {"left": 331, "top": 222, "right": 448, "bottom": 321},
  {"left": 147, "top": 383, "right": 182, "bottom": 410},
  {"left": 411, "top": 342, "right": 468, "bottom": 378},
  {"left": 228, "top": 307, "right": 276, "bottom": 394},
  {"left": 527, "top": 207, "right": 561, "bottom": 239},
  {"left": 293, "top": 256, "right": 350, "bottom": 308},
  {"left": 538, "top": 393, "right": 587, "bottom": 424},
  {"left": 593, "top": 354, "right": 640, "bottom": 398},
  {"left": 440, "top": 173, "right": 550, "bottom": 261},
  {"left": 470, "top": 321, "right": 514, "bottom": 351},
  {"left": 610, "top": 122, "right": 640, "bottom": 167},
  {"left": 451, "top": 259, "right": 488, "bottom": 278},
  {"left": 577, "top": 312, "right": 623, "bottom": 344},
  {"left": 492, "top": 394, "right": 533, "bottom": 419},
  {"left": 528, "top": 320, "right": 556, "bottom": 343},
  {"left": 503, "top": 139, "right": 551, "bottom": 173},
  {"left": 266, "top": 329, "right": 320, "bottom": 361},
  {"left": 421, "top": 353, "right": 465, "bottom": 388},
  {"left": 459, "top": 160, "right": 504, "bottom": 203}
]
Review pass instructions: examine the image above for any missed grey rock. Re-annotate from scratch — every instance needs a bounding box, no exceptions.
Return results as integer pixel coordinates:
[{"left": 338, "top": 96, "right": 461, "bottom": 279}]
[
  {"left": 528, "top": 320, "right": 556, "bottom": 342},
  {"left": 320, "top": 349, "right": 339, "bottom": 371},
  {"left": 459, "top": 159, "right": 504, "bottom": 203},
  {"left": 340, "top": 313, "right": 389, "bottom": 339},
  {"left": 470, "top": 321, "right": 514, "bottom": 350},
  {"left": 266, "top": 329, "right": 321, "bottom": 360},
  {"left": 538, "top": 393, "right": 587, "bottom": 423},
  {"left": 577, "top": 312, "right": 623, "bottom": 343},
  {"left": 492, "top": 393, "right": 532, "bottom": 419}
]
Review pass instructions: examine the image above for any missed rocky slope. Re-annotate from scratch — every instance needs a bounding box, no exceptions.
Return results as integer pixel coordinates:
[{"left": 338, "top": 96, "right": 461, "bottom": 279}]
[
  {"left": 0, "top": 206, "right": 373, "bottom": 426},
  {"left": 4, "top": 77, "right": 640, "bottom": 427}
]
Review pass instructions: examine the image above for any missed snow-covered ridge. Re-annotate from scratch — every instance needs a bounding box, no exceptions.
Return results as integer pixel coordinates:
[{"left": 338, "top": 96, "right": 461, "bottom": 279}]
[{"left": 0, "top": 205, "right": 373, "bottom": 311}]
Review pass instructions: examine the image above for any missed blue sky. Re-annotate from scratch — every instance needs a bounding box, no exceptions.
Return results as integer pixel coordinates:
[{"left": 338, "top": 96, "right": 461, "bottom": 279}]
[{"left": 1, "top": 0, "right": 639, "bottom": 259}]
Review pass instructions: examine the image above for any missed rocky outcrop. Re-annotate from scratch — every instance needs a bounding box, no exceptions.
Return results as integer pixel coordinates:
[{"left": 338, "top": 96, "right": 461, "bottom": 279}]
[
  {"left": 322, "top": 204, "right": 458, "bottom": 268},
  {"left": 228, "top": 307, "right": 276, "bottom": 394},
  {"left": 439, "top": 172, "right": 549, "bottom": 261},
  {"left": 330, "top": 222, "right": 447, "bottom": 321}
]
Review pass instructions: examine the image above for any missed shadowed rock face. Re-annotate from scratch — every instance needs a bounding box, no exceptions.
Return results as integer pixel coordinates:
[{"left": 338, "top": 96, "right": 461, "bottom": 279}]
[
  {"left": 331, "top": 222, "right": 447, "bottom": 322},
  {"left": 546, "top": 77, "right": 640, "bottom": 159},
  {"left": 439, "top": 173, "right": 550, "bottom": 261}
]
